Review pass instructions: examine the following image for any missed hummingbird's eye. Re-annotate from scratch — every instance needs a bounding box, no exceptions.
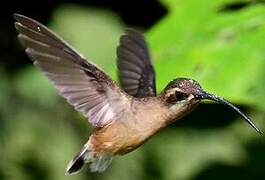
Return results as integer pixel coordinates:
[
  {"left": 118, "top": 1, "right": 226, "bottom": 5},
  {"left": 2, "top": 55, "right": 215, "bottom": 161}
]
[
  {"left": 174, "top": 91, "right": 189, "bottom": 101},
  {"left": 166, "top": 91, "right": 189, "bottom": 104}
]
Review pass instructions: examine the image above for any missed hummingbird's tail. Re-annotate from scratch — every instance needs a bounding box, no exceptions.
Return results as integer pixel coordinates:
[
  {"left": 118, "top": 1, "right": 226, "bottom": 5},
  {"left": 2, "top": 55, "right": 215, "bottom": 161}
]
[{"left": 65, "top": 142, "right": 112, "bottom": 175}]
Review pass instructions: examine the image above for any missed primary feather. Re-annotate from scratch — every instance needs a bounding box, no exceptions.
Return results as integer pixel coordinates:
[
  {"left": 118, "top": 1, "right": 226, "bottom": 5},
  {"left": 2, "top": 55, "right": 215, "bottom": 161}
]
[{"left": 14, "top": 13, "right": 129, "bottom": 127}]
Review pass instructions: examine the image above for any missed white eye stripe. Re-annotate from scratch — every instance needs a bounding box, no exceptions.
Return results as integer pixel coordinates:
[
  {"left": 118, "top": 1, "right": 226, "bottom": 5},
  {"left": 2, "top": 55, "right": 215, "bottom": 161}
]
[
  {"left": 166, "top": 87, "right": 182, "bottom": 97},
  {"left": 187, "top": 94, "right": 195, "bottom": 100}
]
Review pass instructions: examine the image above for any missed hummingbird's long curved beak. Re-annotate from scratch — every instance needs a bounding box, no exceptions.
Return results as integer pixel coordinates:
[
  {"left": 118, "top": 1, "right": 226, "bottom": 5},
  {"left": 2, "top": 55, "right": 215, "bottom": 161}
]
[{"left": 195, "top": 91, "right": 261, "bottom": 134}]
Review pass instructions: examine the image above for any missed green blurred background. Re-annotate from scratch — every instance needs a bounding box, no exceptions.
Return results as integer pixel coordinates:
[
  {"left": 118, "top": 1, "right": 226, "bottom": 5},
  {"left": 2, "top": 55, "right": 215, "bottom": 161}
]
[{"left": 1, "top": 0, "right": 265, "bottom": 179}]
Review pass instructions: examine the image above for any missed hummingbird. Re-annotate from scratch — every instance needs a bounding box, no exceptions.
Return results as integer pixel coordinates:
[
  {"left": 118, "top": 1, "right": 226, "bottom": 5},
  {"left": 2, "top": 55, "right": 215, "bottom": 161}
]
[{"left": 14, "top": 13, "right": 260, "bottom": 174}]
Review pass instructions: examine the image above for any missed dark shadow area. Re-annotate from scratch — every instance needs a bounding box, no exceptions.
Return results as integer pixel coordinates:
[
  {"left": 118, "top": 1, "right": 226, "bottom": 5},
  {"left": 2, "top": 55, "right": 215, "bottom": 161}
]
[
  {"left": 0, "top": 0, "right": 167, "bottom": 74},
  {"left": 142, "top": 149, "right": 163, "bottom": 180},
  {"left": 192, "top": 140, "right": 265, "bottom": 180},
  {"left": 218, "top": 0, "right": 265, "bottom": 12},
  {"left": 172, "top": 103, "right": 248, "bottom": 130},
  {"left": 0, "top": 169, "right": 5, "bottom": 180},
  {"left": 18, "top": 153, "right": 50, "bottom": 180}
]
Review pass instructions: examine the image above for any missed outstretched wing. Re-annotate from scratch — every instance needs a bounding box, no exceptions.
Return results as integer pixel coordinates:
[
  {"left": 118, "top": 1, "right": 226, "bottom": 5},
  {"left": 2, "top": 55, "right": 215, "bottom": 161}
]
[
  {"left": 14, "top": 14, "right": 129, "bottom": 127},
  {"left": 117, "top": 29, "right": 156, "bottom": 98}
]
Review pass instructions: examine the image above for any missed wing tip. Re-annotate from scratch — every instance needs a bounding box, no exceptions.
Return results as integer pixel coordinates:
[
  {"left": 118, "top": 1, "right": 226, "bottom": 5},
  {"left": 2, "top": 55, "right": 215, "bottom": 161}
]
[
  {"left": 13, "top": 13, "right": 20, "bottom": 20},
  {"left": 13, "top": 13, "right": 24, "bottom": 31},
  {"left": 13, "top": 14, "right": 30, "bottom": 33},
  {"left": 13, "top": 13, "right": 42, "bottom": 30},
  {"left": 13, "top": 13, "right": 26, "bottom": 22},
  {"left": 124, "top": 28, "right": 141, "bottom": 34},
  {"left": 124, "top": 28, "right": 144, "bottom": 39}
]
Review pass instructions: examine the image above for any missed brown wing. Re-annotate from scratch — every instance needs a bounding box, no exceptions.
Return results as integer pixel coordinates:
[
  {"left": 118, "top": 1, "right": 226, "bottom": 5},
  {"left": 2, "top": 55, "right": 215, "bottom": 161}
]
[
  {"left": 14, "top": 14, "right": 129, "bottom": 127},
  {"left": 117, "top": 29, "right": 156, "bottom": 98}
]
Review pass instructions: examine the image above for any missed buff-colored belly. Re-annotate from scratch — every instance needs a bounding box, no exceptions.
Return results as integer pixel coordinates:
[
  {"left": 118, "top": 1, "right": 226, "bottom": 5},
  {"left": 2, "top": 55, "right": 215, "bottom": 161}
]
[
  {"left": 88, "top": 99, "right": 183, "bottom": 155},
  {"left": 90, "top": 120, "right": 147, "bottom": 155}
]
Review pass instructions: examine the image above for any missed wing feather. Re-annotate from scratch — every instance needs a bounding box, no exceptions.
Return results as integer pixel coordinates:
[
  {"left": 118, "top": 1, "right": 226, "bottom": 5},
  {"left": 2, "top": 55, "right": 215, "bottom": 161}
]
[
  {"left": 117, "top": 29, "right": 156, "bottom": 98},
  {"left": 14, "top": 14, "right": 129, "bottom": 127}
]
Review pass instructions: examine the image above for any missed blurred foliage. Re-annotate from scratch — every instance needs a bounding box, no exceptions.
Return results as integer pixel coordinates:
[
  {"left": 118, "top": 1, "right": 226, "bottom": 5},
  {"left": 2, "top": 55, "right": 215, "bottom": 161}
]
[
  {"left": 1, "top": 1, "right": 265, "bottom": 180},
  {"left": 147, "top": 0, "right": 265, "bottom": 110},
  {"left": 50, "top": 5, "right": 123, "bottom": 71}
]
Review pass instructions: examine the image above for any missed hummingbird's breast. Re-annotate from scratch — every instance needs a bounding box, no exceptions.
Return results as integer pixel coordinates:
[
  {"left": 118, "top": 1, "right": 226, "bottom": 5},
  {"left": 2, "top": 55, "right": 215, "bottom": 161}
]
[
  {"left": 89, "top": 98, "right": 170, "bottom": 155},
  {"left": 89, "top": 97, "right": 197, "bottom": 155}
]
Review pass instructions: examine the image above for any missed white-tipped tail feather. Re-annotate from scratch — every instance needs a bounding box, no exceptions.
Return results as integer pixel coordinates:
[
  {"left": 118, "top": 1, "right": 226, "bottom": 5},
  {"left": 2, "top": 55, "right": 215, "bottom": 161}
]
[{"left": 66, "top": 143, "right": 112, "bottom": 175}]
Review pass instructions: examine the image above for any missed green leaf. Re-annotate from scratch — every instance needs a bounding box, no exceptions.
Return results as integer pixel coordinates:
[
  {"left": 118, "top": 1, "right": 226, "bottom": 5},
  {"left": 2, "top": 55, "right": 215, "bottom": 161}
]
[{"left": 147, "top": 0, "right": 265, "bottom": 110}]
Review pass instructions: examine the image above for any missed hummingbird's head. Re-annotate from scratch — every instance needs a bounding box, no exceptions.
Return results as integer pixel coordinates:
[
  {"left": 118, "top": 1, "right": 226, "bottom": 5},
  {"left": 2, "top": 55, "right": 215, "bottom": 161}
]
[
  {"left": 161, "top": 77, "right": 261, "bottom": 133},
  {"left": 162, "top": 78, "right": 202, "bottom": 105}
]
